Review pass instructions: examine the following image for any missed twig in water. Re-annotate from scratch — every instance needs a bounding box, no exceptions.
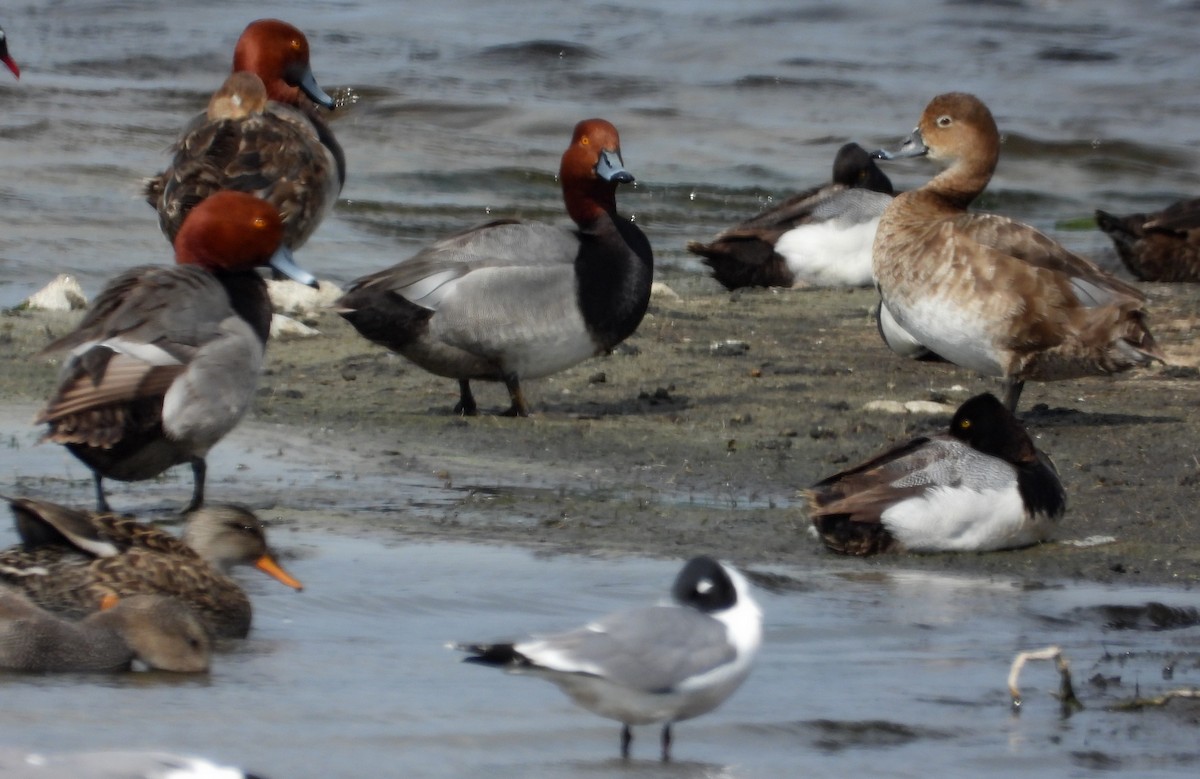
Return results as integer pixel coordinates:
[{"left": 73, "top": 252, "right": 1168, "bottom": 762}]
[{"left": 1008, "top": 645, "right": 1083, "bottom": 716}]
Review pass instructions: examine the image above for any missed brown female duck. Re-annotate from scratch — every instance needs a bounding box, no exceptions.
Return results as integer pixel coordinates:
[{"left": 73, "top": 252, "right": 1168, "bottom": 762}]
[
  {"left": 872, "top": 92, "right": 1162, "bottom": 410},
  {"left": 1096, "top": 199, "right": 1200, "bottom": 282},
  {"left": 0, "top": 591, "right": 210, "bottom": 673},
  {"left": 0, "top": 497, "right": 302, "bottom": 639},
  {"left": 145, "top": 19, "right": 344, "bottom": 250}
]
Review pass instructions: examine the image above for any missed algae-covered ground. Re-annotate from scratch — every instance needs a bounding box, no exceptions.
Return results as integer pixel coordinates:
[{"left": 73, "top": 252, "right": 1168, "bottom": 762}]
[{"left": 2, "top": 275, "right": 1198, "bottom": 585}]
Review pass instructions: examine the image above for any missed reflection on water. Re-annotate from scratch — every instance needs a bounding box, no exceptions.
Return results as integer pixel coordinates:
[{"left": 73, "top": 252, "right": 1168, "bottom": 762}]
[
  {"left": 0, "top": 526, "right": 1196, "bottom": 779},
  {"left": 2, "top": 1, "right": 1200, "bottom": 776}
]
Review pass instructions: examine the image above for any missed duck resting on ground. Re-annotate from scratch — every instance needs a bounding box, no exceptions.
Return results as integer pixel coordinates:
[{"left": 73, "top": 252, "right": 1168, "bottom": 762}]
[
  {"left": 688, "top": 142, "right": 894, "bottom": 289},
  {"left": 871, "top": 92, "right": 1163, "bottom": 411},
  {"left": 337, "top": 118, "right": 653, "bottom": 416},
  {"left": 1095, "top": 199, "right": 1200, "bottom": 282},
  {"left": 806, "top": 393, "right": 1066, "bottom": 555}
]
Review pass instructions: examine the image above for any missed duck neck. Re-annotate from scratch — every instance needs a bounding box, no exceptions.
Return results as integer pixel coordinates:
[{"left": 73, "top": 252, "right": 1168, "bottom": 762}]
[
  {"left": 573, "top": 211, "right": 654, "bottom": 348},
  {"left": 215, "top": 271, "right": 272, "bottom": 344},
  {"left": 925, "top": 154, "right": 997, "bottom": 210}
]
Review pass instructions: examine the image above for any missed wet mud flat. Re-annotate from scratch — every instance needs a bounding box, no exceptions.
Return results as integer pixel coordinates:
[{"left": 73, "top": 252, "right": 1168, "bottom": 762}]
[{"left": 2, "top": 275, "right": 1199, "bottom": 586}]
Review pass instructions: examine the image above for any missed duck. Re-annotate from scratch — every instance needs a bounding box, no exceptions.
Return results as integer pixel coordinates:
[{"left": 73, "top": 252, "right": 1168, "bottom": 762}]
[
  {"left": 36, "top": 190, "right": 317, "bottom": 514},
  {"left": 337, "top": 118, "right": 653, "bottom": 416},
  {"left": 1095, "top": 200, "right": 1200, "bottom": 282},
  {"left": 455, "top": 556, "right": 761, "bottom": 761},
  {"left": 688, "top": 142, "right": 894, "bottom": 289},
  {"left": 0, "top": 590, "right": 210, "bottom": 673},
  {"left": 0, "top": 26, "right": 19, "bottom": 79},
  {"left": 0, "top": 496, "right": 303, "bottom": 639},
  {"left": 871, "top": 92, "right": 1163, "bottom": 411},
  {"left": 145, "top": 18, "right": 344, "bottom": 250},
  {"left": 806, "top": 392, "right": 1066, "bottom": 555}
]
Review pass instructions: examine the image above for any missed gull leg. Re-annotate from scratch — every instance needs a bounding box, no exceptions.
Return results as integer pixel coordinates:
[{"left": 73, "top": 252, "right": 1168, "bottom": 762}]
[
  {"left": 620, "top": 725, "right": 632, "bottom": 760},
  {"left": 660, "top": 724, "right": 673, "bottom": 762}
]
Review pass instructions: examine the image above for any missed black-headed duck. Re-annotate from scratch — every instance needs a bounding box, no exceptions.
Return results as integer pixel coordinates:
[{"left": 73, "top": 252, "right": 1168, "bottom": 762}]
[
  {"left": 689, "top": 142, "right": 893, "bottom": 289},
  {"left": 807, "top": 393, "right": 1066, "bottom": 555}
]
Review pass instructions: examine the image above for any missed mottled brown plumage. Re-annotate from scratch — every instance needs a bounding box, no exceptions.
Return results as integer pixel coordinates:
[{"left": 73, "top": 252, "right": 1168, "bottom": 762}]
[
  {"left": 1096, "top": 200, "right": 1200, "bottom": 282},
  {"left": 144, "top": 20, "right": 343, "bottom": 250},
  {"left": 0, "top": 497, "right": 302, "bottom": 639},
  {"left": 873, "top": 92, "right": 1163, "bottom": 410}
]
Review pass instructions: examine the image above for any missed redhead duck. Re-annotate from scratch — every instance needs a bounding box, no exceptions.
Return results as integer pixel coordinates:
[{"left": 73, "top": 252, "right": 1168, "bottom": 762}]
[
  {"left": 36, "top": 191, "right": 317, "bottom": 514},
  {"left": 688, "top": 143, "right": 893, "bottom": 289},
  {"left": 0, "top": 497, "right": 303, "bottom": 639},
  {"left": 337, "top": 118, "right": 653, "bottom": 416},
  {"left": 0, "top": 27, "right": 18, "bottom": 79},
  {"left": 456, "top": 556, "right": 761, "bottom": 761},
  {"left": 145, "top": 19, "right": 344, "bottom": 249},
  {"left": 1096, "top": 200, "right": 1200, "bottom": 282},
  {"left": 872, "top": 92, "right": 1162, "bottom": 411},
  {"left": 0, "top": 590, "right": 210, "bottom": 673},
  {"left": 807, "top": 393, "right": 1066, "bottom": 555}
]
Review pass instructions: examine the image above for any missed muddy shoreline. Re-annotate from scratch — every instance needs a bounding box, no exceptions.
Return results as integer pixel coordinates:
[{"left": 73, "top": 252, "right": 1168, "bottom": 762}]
[{"left": 3, "top": 274, "right": 1199, "bottom": 586}]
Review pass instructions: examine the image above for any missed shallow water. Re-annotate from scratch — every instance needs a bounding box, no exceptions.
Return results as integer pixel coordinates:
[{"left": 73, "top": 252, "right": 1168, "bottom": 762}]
[
  {"left": 2, "top": 2, "right": 1200, "bottom": 776},
  {"left": 2, "top": 415, "right": 1200, "bottom": 778},
  {"left": 4, "top": 0, "right": 1200, "bottom": 306}
]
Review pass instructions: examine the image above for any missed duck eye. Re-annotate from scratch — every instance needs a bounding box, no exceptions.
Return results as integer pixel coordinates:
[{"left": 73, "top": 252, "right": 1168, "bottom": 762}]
[
  {"left": 960, "top": 418, "right": 972, "bottom": 429},
  {"left": 937, "top": 115, "right": 952, "bottom": 128},
  {"left": 290, "top": 39, "right": 302, "bottom": 52},
  {"left": 253, "top": 217, "right": 266, "bottom": 229},
  {"left": 580, "top": 137, "right": 590, "bottom": 146}
]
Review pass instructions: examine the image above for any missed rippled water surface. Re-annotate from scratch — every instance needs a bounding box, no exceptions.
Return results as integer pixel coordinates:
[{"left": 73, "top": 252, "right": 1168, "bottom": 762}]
[
  {"left": 4, "top": 0, "right": 1200, "bottom": 306},
  {"left": 2, "top": 1, "right": 1200, "bottom": 776}
]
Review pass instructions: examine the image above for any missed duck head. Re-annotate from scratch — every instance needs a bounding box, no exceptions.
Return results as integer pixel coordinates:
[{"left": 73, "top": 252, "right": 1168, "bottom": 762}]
[
  {"left": 948, "top": 392, "right": 1037, "bottom": 465},
  {"left": 181, "top": 504, "right": 304, "bottom": 591},
  {"left": 559, "top": 118, "right": 635, "bottom": 225},
  {"left": 206, "top": 71, "right": 269, "bottom": 121},
  {"left": 173, "top": 191, "right": 317, "bottom": 287},
  {"left": 232, "top": 19, "right": 335, "bottom": 109},
  {"left": 873, "top": 92, "right": 999, "bottom": 206},
  {"left": 0, "top": 27, "right": 19, "bottom": 80}
]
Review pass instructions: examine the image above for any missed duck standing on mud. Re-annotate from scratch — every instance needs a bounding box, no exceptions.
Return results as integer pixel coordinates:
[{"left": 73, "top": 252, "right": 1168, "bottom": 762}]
[{"left": 337, "top": 118, "right": 653, "bottom": 416}]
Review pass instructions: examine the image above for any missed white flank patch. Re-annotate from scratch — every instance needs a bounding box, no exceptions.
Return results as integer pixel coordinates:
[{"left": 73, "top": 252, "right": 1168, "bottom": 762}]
[
  {"left": 775, "top": 217, "right": 878, "bottom": 287},
  {"left": 883, "top": 485, "right": 1036, "bottom": 552}
]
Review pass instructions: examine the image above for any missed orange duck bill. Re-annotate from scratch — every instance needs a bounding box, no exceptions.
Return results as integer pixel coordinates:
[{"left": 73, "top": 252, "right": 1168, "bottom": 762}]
[{"left": 254, "top": 553, "right": 304, "bottom": 591}]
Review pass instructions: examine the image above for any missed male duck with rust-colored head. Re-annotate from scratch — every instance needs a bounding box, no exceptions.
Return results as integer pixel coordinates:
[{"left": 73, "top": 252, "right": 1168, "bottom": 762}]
[
  {"left": 872, "top": 92, "right": 1162, "bottom": 411},
  {"left": 337, "top": 118, "right": 653, "bottom": 416},
  {"left": 146, "top": 19, "right": 345, "bottom": 250},
  {"left": 36, "top": 191, "right": 317, "bottom": 514}
]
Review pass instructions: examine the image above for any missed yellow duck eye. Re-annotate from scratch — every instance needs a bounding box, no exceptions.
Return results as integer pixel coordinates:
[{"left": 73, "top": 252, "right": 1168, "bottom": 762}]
[
  {"left": 253, "top": 217, "right": 267, "bottom": 229},
  {"left": 960, "top": 418, "right": 972, "bottom": 429},
  {"left": 581, "top": 136, "right": 590, "bottom": 145}
]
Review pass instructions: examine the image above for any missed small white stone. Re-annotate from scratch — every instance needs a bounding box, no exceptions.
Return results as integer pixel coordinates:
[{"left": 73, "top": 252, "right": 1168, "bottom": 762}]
[
  {"left": 863, "top": 400, "right": 908, "bottom": 414},
  {"left": 21, "top": 274, "right": 88, "bottom": 311},
  {"left": 904, "top": 400, "right": 956, "bottom": 415},
  {"left": 270, "top": 314, "right": 320, "bottom": 338},
  {"left": 266, "top": 279, "right": 344, "bottom": 317},
  {"left": 650, "top": 281, "right": 680, "bottom": 300}
]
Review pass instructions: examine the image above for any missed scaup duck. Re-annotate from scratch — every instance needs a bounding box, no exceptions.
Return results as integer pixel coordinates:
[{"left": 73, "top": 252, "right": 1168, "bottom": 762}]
[
  {"left": 0, "top": 27, "right": 19, "bottom": 79},
  {"left": 337, "top": 118, "right": 653, "bottom": 416},
  {"left": 807, "top": 393, "right": 1065, "bottom": 555},
  {"left": 455, "top": 556, "right": 761, "bottom": 761},
  {"left": 146, "top": 19, "right": 344, "bottom": 250},
  {"left": 688, "top": 142, "right": 893, "bottom": 289},
  {"left": 0, "top": 497, "right": 303, "bottom": 639},
  {"left": 1096, "top": 200, "right": 1200, "bottom": 282},
  {"left": 36, "top": 191, "right": 317, "bottom": 514},
  {"left": 872, "top": 92, "right": 1162, "bottom": 411},
  {"left": 0, "top": 591, "right": 210, "bottom": 673}
]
